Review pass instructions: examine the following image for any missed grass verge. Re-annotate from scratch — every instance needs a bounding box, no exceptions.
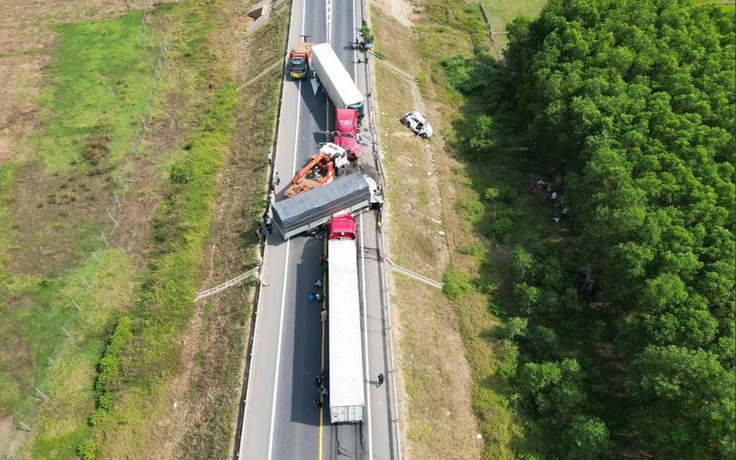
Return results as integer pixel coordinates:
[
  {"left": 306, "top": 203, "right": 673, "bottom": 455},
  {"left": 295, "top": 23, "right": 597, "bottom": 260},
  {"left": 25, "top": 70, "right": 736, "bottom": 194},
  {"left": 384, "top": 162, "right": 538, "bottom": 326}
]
[
  {"left": 80, "top": 6, "right": 238, "bottom": 459},
  {"left": 370, "top": 0, "right": 547, "bottom": 458}
]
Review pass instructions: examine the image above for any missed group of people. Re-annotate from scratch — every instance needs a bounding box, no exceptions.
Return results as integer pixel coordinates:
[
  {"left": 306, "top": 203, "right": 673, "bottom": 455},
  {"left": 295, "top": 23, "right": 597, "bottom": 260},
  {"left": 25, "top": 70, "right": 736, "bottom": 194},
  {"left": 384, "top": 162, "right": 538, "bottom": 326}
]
[
  {"left": 312, "top": 372, "right": 386, "bottom": 410},
  {"left": 313, "top": 370, "right": 328, "bottom": 408},
  {"left": 530, "top": 176, "right": 570, "bottom": 223},
  {"left": 309, "top": 276, "right": 325, "bottom": 303},
  {"left": 255, "top": 214, "right": 273, "bottom": 243}
]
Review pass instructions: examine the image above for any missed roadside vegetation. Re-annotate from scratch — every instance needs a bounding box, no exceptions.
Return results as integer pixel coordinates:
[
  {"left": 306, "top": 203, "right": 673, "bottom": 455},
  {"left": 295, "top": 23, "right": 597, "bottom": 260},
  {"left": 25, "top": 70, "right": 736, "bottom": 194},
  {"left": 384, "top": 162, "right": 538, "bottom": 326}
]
[
  {"left": 0, "top": 10, "right": 158, "bottom": 458},
  {"left": 374, "top": 0, "right": 733, "bottom": 458},
  {"left": 2, "top": 0, "right": 286, "bottom": 458}
]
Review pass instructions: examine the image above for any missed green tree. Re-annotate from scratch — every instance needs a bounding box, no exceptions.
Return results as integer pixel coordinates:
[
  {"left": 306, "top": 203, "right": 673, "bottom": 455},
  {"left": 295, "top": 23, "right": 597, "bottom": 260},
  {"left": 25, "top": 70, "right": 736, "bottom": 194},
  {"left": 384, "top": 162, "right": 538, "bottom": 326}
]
[
  {"left": 519, "top": 358, "right": 586, "bottom": 417},
  {"left": 562, "top": 417, "right": 613, "bottom": 460},
  {"left": 468, "top": 115, "right": 496, "bottom": 158},
  {"left": 627, "top": 345, "right": 735, "bottom": 458}
]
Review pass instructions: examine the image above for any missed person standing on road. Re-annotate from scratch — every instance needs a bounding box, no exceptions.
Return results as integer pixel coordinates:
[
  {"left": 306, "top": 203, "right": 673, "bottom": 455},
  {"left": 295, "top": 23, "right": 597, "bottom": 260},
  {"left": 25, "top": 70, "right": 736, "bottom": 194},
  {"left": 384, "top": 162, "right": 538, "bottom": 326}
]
[
  {"left": 274, "top": 172, "right": 281, "bottom": 186},
  {"left": 321, "top": 307, "right": 327, "bottom": 322},
  {"left": 314, "top": 370, "right": 327, "bottom": 386},
  {"left": 377, "top": 373, "right": 385, "bottom": 387},
  {"left": 313, "top": 398, "right": 323, "bottom": 409}
]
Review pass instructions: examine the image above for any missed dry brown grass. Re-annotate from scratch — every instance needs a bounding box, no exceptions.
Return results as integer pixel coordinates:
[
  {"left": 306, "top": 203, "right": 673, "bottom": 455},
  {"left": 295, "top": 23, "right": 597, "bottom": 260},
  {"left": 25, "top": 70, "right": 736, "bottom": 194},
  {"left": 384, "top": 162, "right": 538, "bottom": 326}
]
[
  {"left": 369, "top": 3, "right": 485, "bottom": 459},
  {"left": 1, "top": 0, "right": 276, "bottom": 457}
]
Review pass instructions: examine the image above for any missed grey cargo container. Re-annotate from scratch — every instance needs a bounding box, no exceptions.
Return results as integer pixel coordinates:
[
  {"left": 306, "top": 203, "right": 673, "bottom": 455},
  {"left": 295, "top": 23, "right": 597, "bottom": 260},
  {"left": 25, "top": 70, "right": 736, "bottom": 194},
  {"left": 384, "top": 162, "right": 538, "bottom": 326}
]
[{"left": 271, "top": 173, "right": 382, "bottom": 239}]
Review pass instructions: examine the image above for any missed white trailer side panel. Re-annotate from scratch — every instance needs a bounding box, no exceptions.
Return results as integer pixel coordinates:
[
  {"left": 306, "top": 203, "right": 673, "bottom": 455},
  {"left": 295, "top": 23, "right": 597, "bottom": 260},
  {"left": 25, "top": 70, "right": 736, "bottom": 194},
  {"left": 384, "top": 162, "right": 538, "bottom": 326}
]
[
  {"left": 327, "top": 238, "right": 365, "bottom": 423},
  {"left": 311, "top": 43, "right": 364, "bottom": 110}
]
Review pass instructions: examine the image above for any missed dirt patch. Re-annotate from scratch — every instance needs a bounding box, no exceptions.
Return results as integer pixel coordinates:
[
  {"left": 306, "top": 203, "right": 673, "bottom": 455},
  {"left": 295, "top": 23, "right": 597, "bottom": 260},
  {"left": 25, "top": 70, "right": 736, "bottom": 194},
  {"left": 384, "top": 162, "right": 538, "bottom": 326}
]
[
  {"left": 109, "top": 92, "right": 189, "bottom": 269},
  {"left": 6, "top": 164, "right": 115, "bottom": 276},
  {"left": 369, "top": 3, "right": 482, "bottom": 459},
  {"left": 0, "top": 415, "right": 27, "bottom": 459},
  {"left": 372, "top": 0, "right": 417, "bottom": 28}
]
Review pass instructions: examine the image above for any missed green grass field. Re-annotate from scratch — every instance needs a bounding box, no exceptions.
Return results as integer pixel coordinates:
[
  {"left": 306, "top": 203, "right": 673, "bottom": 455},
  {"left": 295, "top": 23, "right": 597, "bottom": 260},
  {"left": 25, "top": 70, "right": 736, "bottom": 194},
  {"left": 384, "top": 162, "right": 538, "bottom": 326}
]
[
  {"left": 482, "top": 0, "right": 548, "bottom": 51},
  {"left": 0, "top": 11, "right": 155, "bottom": 426},
  {"left": 34, "top": 13, "right": 157, "bottom": 173},
  {"left": 0, "top": 9, "right": 165, "bottom": 459}
]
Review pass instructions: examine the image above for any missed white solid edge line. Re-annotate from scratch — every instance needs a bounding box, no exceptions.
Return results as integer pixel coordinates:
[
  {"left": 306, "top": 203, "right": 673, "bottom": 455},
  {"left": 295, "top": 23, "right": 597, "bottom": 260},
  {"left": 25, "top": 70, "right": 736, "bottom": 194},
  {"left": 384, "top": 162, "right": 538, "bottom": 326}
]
[
  {"left": 267, "top": 3, "right": 306, "bottom": 456},
  {"left": 355, "top": 2, "right": 373, "bottom": 456},
  {"left": 360, "top": 213, "right": 374, "bottom": 458}
]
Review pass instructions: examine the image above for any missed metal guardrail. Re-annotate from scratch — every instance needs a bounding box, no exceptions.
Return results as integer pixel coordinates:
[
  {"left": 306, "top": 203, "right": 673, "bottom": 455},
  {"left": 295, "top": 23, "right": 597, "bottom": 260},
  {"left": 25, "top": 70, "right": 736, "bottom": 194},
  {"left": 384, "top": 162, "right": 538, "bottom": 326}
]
[
  {"left": 193, "top": 265, "right": 262, "bottom": 301},
  {"left": 386, "top": 259, "right": 444, "bottom": 290},
  {"left": 358, "top": 1, "right": 403, "bottom": 457}
]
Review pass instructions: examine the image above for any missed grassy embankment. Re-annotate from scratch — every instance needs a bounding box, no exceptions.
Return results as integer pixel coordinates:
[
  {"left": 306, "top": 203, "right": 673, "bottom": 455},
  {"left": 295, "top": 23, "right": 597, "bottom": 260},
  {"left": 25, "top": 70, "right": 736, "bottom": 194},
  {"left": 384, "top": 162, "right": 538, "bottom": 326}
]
[
  {"left": 370, "top": 0, "right": 545, "bottom": 458},
  {"left": 1, "top": 11, "right": 158, "bottom": 458},
  {"left": 0, "top": 0, "right": 279, "bottom": 457},
  {"left": 78, "top": 2, "right": 289, "bottom": 458},
  {"left": 70, "top": 2, "right": 236, "bottom": 458}
]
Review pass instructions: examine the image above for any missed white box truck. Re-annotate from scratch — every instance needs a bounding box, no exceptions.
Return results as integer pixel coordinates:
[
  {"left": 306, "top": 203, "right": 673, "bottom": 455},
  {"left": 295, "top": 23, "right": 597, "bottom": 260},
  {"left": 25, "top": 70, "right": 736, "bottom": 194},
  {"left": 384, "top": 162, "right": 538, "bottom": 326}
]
[
  {"left": 311, "top": 43, "right": 365, "bottom": 117},
  {"left": 326, "top": 213, "right": 365, "bottom": 423}
]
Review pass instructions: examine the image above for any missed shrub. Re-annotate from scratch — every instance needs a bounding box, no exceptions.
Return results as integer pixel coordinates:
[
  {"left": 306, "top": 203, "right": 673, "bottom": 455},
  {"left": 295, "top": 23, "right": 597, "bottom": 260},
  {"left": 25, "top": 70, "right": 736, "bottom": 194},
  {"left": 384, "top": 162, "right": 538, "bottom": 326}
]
[
  {"left": 169, "top": 162, "right": 192, "bottom": 184},
  {"left": 76, "top": 440, "right": 98, "bottom": 460},
  {"left": 443, "top": 266, "right": 474, "bottom": 303},
  {"left": 484, "top": 187, "right": 500, "bottom": 201},
  {"left": 489, "top": 215, "right": 513, "bottom": 241},
  {"left": 498, "top": 339, "right": 519, "bottom": 378},
  {"left": 498, "top": 186, "right": 518, "bottom": 204},
  {"left": 90, "top": 316, "right": 132, "bottom": 425}
]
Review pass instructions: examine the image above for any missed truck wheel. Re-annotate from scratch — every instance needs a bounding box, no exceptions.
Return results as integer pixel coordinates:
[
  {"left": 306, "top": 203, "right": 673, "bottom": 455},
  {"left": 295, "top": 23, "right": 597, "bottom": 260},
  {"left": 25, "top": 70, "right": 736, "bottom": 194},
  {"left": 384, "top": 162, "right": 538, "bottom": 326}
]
[{"left": 336, "top": 167, "right": 345, "bottom": 177}]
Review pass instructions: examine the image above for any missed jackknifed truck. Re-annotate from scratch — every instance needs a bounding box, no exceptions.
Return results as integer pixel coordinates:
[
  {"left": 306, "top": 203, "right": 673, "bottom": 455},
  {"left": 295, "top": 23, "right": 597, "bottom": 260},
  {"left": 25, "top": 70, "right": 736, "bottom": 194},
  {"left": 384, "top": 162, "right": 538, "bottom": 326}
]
[
  {"left": 326, "top": 213, "right": 365, "bottom": 423},
  {"left": 310, "top": 43, "right": 365, "bottom": 118},
  {"left": 270, "top": 173, "right": 382, "bottom": 240}
]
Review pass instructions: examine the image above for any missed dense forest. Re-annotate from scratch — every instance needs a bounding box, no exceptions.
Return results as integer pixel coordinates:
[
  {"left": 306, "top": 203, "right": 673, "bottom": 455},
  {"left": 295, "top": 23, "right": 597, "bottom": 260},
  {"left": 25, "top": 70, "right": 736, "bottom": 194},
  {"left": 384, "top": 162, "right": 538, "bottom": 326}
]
[{"left": 452, "top": 0, "right": 734, "bottom": 458}]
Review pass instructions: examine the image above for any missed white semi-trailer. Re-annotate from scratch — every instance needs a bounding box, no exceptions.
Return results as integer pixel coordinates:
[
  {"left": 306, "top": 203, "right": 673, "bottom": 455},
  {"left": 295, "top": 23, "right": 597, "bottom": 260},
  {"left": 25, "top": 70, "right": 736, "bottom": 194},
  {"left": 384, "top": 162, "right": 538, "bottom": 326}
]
[
  {"left": 326, "top": 214, "right": 365, "bottom": 423},
  {"left": 311, "top": 43, "right": 365, "bottom": 117}
]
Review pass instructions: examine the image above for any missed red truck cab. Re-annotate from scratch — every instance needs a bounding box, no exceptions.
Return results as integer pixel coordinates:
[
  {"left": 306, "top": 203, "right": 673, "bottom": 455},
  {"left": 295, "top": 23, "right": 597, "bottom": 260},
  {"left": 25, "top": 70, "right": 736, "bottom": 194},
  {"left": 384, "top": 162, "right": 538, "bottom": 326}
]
[
  {"left": 333, "top": 108, "right": 363, "bottom": 162},
  {"left": 329, "top": 213, "right": 356, "bottom": 240}
]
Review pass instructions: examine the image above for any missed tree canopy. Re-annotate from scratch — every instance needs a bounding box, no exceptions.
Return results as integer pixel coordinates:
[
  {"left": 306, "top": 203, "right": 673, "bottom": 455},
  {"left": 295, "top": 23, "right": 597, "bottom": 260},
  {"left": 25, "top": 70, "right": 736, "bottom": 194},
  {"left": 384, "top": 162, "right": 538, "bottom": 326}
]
[{"left": 493, "top": 0, "right": 734, "bottom": 457}]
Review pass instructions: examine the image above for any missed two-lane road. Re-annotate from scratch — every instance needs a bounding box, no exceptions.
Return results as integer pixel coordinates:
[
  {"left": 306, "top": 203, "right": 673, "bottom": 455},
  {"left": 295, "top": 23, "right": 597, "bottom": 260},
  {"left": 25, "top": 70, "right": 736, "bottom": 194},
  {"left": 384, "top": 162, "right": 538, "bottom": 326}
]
[{"left": 238, "top": 0, "right": 398, "bottom": 458}]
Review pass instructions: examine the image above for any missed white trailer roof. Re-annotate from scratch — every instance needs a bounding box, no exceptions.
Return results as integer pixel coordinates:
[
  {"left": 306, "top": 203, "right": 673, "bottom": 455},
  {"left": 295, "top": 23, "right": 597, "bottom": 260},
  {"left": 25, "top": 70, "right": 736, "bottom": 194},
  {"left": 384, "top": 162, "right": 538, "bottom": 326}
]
[
  {"left": 327, "top": 239, "right": 365, "bottom": 410},
  {"left": 311, "top": 43, "right": 364, "bottom": 109}
]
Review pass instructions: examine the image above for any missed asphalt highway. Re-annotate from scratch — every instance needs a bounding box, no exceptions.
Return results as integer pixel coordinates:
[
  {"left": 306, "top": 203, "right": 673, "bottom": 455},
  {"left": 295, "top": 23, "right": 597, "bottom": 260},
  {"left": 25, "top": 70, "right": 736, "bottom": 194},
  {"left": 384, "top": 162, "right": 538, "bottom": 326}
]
[{"left": 238, "top": 0, "right": 398, "bottom": 458}]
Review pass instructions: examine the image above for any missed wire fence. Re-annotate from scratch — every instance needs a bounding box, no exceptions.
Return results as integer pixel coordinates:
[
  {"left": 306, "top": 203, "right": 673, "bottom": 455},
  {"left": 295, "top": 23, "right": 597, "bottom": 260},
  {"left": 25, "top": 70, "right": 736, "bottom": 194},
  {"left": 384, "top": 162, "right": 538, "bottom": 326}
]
[{"left": 9, "top": 2, "right": 170, "bottom": 455}]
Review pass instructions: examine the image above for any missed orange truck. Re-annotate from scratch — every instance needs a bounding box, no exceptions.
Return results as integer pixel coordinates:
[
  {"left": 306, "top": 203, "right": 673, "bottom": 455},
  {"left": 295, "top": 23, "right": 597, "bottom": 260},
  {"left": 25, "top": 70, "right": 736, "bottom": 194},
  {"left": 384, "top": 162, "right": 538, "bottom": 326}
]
[
  {"left": 288, "top": 36, "right": 313, "bottom": 79},
  {"left": 284, "top": 143, "right": 350, "bottom": 198}
]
